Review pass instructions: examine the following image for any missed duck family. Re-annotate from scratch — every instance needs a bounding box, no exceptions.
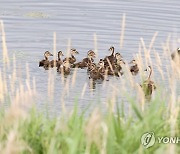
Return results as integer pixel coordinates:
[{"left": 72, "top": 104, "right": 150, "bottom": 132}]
[{"left": 40, "top": 46, "right": 176, "bottom": 99}]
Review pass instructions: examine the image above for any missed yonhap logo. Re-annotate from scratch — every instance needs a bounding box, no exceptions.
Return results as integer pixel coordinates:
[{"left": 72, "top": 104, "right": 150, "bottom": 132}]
[
  {"left": 141, "top": 132, "right": 180, "bottom": 149},
  {"left": 141, "top": 132, "right": 155, "bottom": 148}
]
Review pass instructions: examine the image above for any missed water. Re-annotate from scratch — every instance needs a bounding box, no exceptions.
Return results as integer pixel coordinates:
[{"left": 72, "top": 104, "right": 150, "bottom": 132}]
[{"left": 0, "top": 0, "right": 179, "bottom": 114}]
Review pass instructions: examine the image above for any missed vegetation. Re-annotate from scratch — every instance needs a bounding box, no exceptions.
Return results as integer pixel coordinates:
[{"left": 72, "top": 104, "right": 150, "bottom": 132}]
[{"left": 0, "top": 16, "right": 179, "bottom": 154}]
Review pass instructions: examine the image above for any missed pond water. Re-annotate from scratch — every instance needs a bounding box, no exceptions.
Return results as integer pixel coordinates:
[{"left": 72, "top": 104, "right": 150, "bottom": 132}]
[{"left": 0, "top": 0, "right": 179, "bottom": 114}]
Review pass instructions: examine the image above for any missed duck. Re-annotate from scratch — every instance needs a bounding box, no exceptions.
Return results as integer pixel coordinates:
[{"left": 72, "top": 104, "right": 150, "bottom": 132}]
[
  {"left": 171, "top": 48, "right": 180, "bottom": 66},
  {"left": 141, "top": 66, "right": 156, "bottom": 100},
  {"left": 89, "top": 63, "right": 104, "bottom": 81},
  {"left": 57, "top": 61, "right": 71, "bottom": 75},
  {"left": 50, "top": 51, "right": 64, "bottom": 68},
  {"left": 72, "top": 50, "right": 96, "bottom": 69},
  {"left": 129, "top": 59, "right": 139, "bottom": 75},
  {"left": 39, "top": 51, "right": 53, "bottom": 67},
  {"left": 105, "top": 53, "right": 125, "bottom": 76},
  {"left": 63, "top": 48, "right": 79, "bottom": 64},
  {"left": 103, "top": 46, "right": 116, "bottom": 67},
  {"left": 114, "top": 55, "right": 125, "bottom": 76}
]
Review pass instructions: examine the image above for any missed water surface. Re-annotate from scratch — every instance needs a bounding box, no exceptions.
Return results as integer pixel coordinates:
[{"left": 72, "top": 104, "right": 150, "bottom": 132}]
[{"left": 0, "top": 0, "right": 179, "bottom": 114}]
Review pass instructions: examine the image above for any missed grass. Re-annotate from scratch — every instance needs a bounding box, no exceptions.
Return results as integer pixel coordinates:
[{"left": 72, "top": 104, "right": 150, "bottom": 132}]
[
  {"left": 0, "top": 15, "right": 180, "bottom": 154},
  {"left": 0, "top": 96, "right": 179, "bottom": 154}
]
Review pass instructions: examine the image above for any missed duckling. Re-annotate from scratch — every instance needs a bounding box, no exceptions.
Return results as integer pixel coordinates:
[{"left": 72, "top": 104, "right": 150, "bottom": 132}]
[
  {"left": 114, "top": 58, "right": 125, "bottom": 76},
  {"left": 39, "top": 51, "right": 53, "bottom": 67},
  {"left": 141, "top": 66, "right": 156, "bottom": 100},
  {"left": 73, "top": 50, "right": 96, "bottom": 68},
  {"left": 63, "top": 48, "right": 79, "bottom": 64},
  {"left": 171, "top": 48, "right": 180, "bottom": 66},
  {"left": 89, "top": 63, "right": 104, "bottom": 81},
  {"left": 129, "top": 59, "right": 139, "bottom": 75},
  {"left": 50, "top": 51, "right": 64, "bottom": 68},
  {"left": 57, "top": 61, "right": 70, "bottom": 75},
  {"left": 105, "top": 53, "right": 124, "bottom": 76},
  {"left": 103, "top": 46, "right": 116, "bottom": 67}
]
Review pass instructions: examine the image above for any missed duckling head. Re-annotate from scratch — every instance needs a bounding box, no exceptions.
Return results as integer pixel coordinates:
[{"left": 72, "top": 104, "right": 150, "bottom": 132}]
[
  {"left": 71, "top": 48, "right": 79, "bottom": 54},
  {"left": 144, "top": 65, "right": 152, "bottom": 72},
  {"left": 44, "top": 51, "right": 53, "bottom": 57},
  {"left": 58, "top": 51, "right": 64, "bottom": 56},
  {"left": 115, "top": 52, "right": 123, "bottom": 60},
  {"left": 108, "top": 46, "right": 114, "bottom": 51},
  {"left": 88, "top": 50, "right": 96, "bottom": 58},
  {"left": 129, "top": 59, "right": 137, "bottom": 65},
  {"left": 63, "top": 61, "right": 70, "bottom": 68}
]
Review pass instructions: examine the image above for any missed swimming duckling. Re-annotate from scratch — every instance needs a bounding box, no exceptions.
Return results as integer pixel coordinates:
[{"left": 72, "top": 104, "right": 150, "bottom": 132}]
[
  {"left": 50, "top": 51, "right": 64, "bottom": 67},
  {"left": 73, "top": 50, "right": 96, "bottom": 68},
  {"left": 63, "top": 48, "right": 79, "bottom": 64},
  {"left": 114, "top": 58, "right": 125, "bottom": 76},
  {"left": 105, "top": 53, "right": 124, "bottom": 76},
  {"left": 57, "top": 61, "right": 71, "bottom": 75},
  {"left": 141, "top": 66, "right": 156, "bottom": 100},
  {"left": 39, "top": 51, "right": 53, "bottom": 67},
  {"left": 103, "top": 46, "right": 116, "bottom": 67},
  {"left": 171, "top": 48, "right": 180, "bottom": 66},
  {"left": 129, "top": 59, "right": 139, "bottom": 75},
  {"left": 89, "top": 63, "right": 104, "bottom": 81}
]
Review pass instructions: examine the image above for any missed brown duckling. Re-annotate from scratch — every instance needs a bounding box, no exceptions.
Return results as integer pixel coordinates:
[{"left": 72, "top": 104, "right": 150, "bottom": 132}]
[
  {"left": 171, "top": 48, "right": 180, "bottom": 66},
  {"left": 63, "top": 48, "right": 79, "bottom": 64},
  {"left": 57, "top": 61, "right": 71, "bottom": 75},
  {"left": 105, "top": 53, "right": 124, "bottom": 76},
  {"left": 89, "top": 63, "right": 104, "bottom": 81},
  {"left": 39, "top": 51, "right": 53, "bottom": 67},
  {"left": 50, "top": 51, "right": 64, "bottom": 67},
  {"left": 103, "top": 46, "right": 116, "bottom": 67},
  {"left": 141, "top": 66, "right": 156, "bottom": 100},
  {"left": 129, "top": 59, "right": 139, "bottom": 75},
  {"left": 73, "top": 50, "right": 96, "bottom": 68},
  {"left": 114, "top": 57, "right": 125, "bottom": 76}
]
